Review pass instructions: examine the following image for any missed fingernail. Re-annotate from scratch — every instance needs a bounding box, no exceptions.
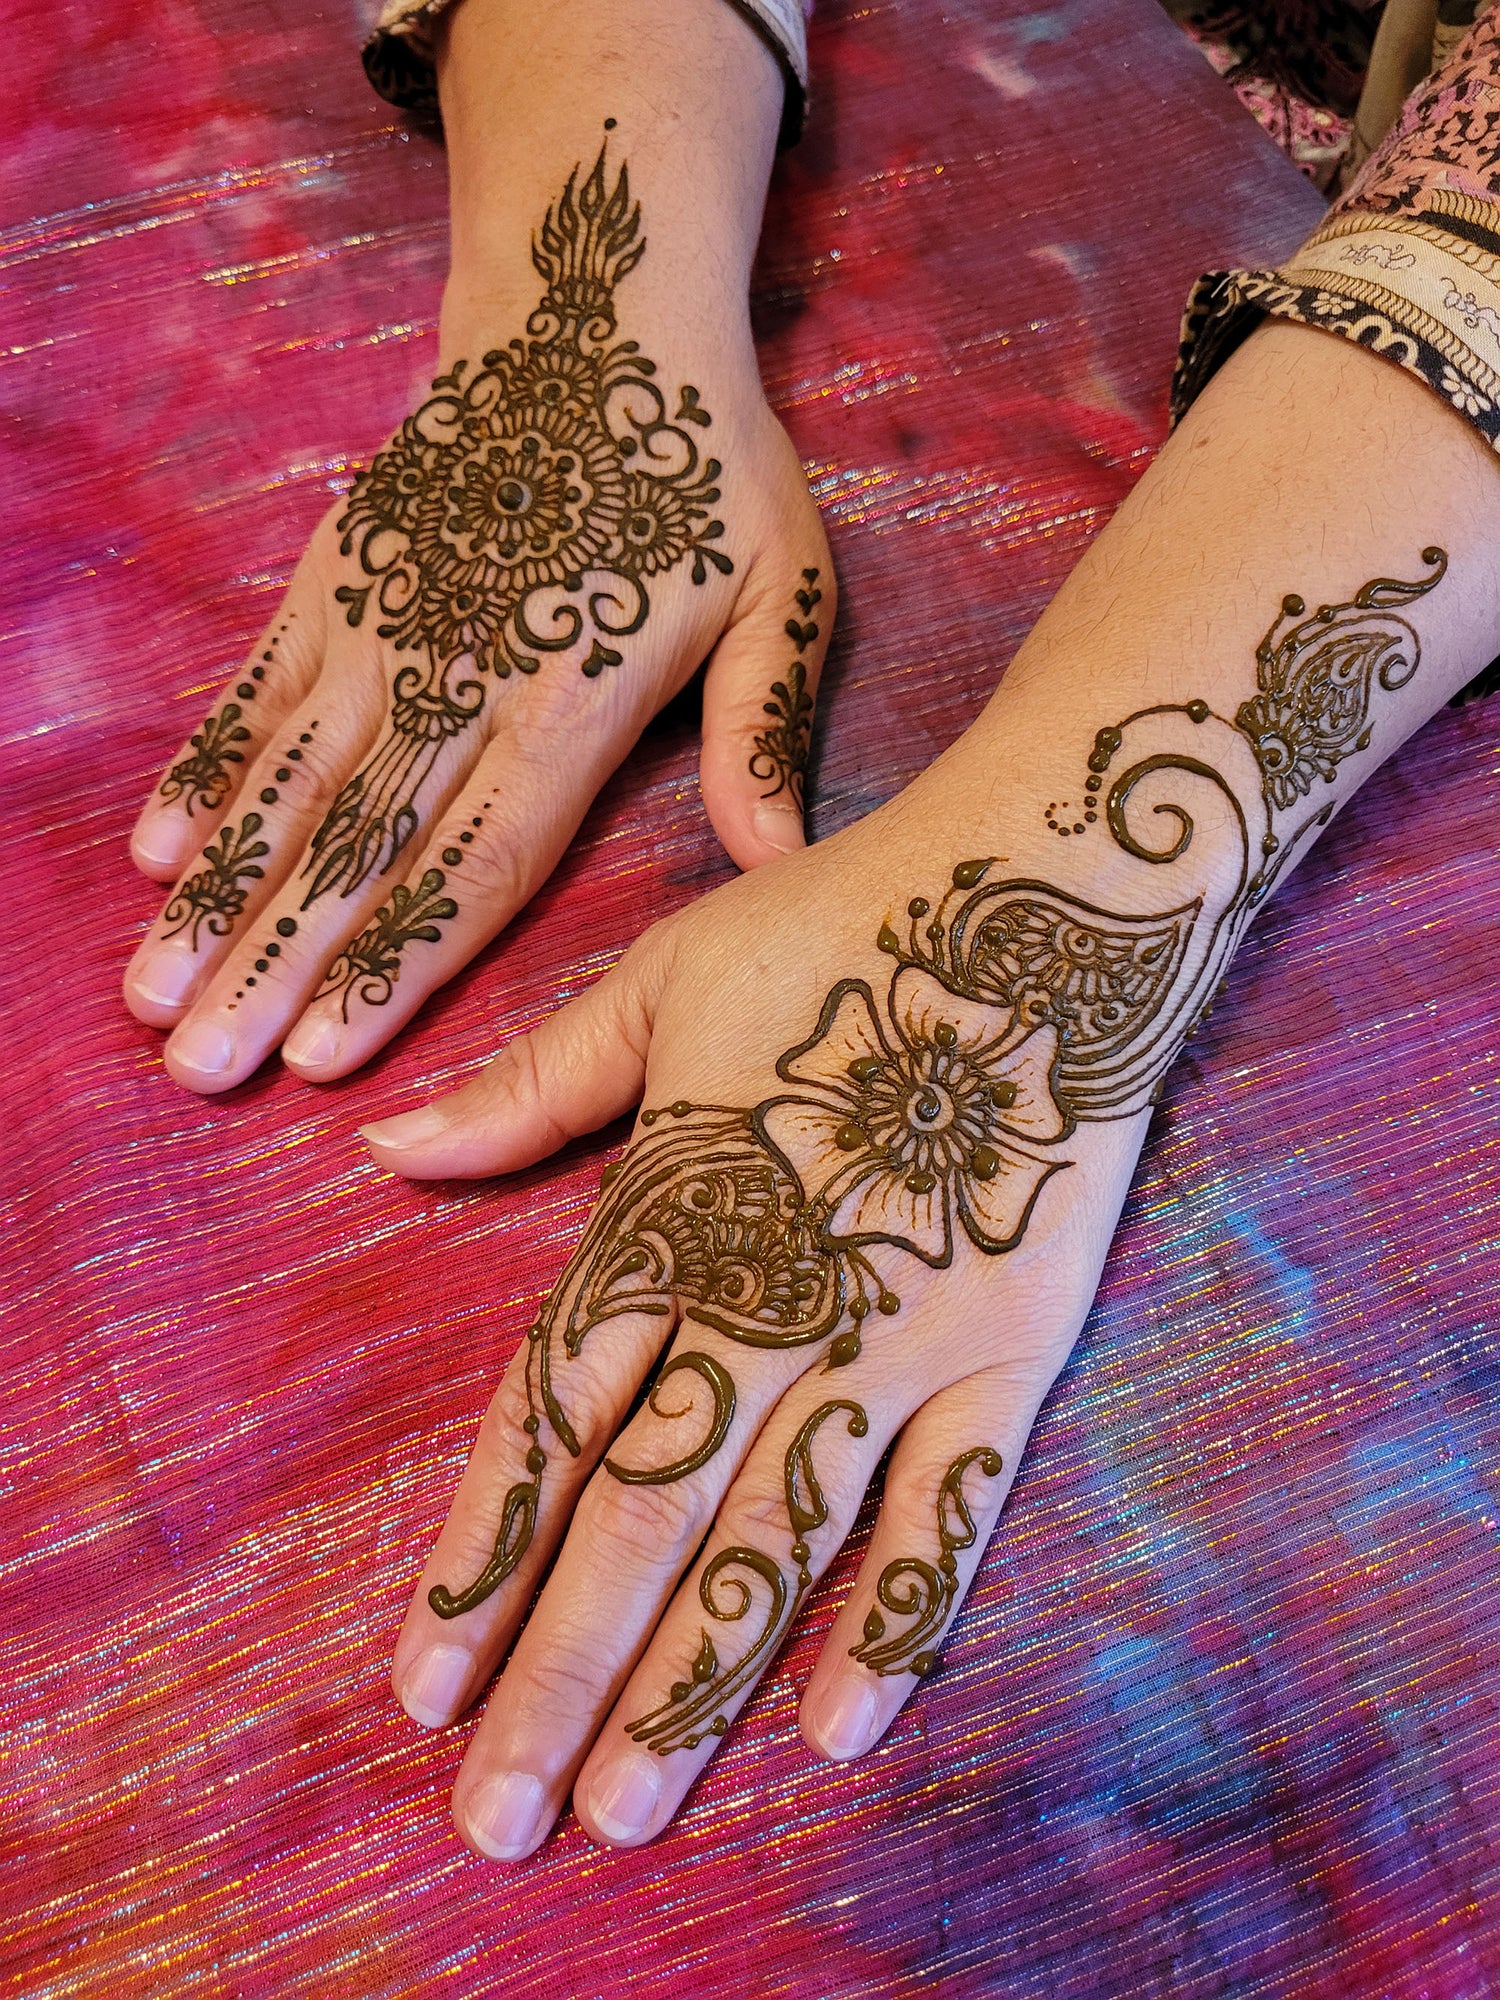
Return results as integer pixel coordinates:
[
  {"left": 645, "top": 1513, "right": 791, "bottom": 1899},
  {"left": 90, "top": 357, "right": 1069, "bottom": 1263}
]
[
  {"left": 169, "top": 1019, "right": 235, "bottom": 1076},
  {"left": 583, "top": 1752, "right": 662, "bottom": 1845},
  {"left": 752, "top": 802, "right": 803, "bottom": 855},
  {"left": 282, "top": 1013, "right": 340, "bottom": 1071},
  {"left": 809, "top": 1679, "right": 879, "bottom": 1761},
  {"left": 132, "top": 942, "right": 201, "bottom": 1009},
  {"left": 465, "top": 1770, "right": 547, "bottom": 1861},
  {"left": 359, "top": 1105, "right": 449, "bottom": 1149},
  {"left": 133, "top": 826, "right": 181, "bottom": 872},
  {"left": 400, "top": 1644, "right": 472, "bottom": 1729}
]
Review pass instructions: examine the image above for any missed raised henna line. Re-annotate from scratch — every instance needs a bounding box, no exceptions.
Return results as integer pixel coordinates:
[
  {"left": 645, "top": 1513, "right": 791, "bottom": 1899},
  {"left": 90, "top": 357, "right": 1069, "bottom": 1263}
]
[
  {"left": 427, "top": 548, "right": 1448, "bottom": 1639},
  {"left": 851, "top": 1445, "right": 1003, "bottom": 1677},
  {"left": 161, "top": 814, "right": 270, "bottom": 948},
  {"left": 750, "top": 567, "right": 819, "bottom": 806},
  {"left": 604, "top": 1351, "right": 738, "bottom": 1485},
  {"left": 626, "top": 1399, "right": 868, "bottom": 1753},
  {"left": 303, "top": 147, "right": 733, "bottom": 909},
  {"left": 160, "top": 704, "right": 252, "bottom": 815}
]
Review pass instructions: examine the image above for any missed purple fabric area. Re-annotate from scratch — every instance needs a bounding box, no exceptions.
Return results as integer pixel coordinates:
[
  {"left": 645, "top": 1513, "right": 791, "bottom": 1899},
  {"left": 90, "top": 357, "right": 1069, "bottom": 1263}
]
[{"left": 5, "top": 0, "right": 1498, "bottom": 1992}]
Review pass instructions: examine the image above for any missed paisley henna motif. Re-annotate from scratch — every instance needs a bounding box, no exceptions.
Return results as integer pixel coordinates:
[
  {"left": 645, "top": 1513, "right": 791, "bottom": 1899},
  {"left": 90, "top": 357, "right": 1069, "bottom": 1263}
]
[{"left": 428, "top": 549, "right": 1449, "bottom": 1642}]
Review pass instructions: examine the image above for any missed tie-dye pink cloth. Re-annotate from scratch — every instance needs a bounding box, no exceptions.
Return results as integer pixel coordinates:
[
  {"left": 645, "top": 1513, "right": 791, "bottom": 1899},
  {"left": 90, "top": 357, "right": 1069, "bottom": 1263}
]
[{"left": 6, "top": 0, "right": 1497, "bottom": 1993}]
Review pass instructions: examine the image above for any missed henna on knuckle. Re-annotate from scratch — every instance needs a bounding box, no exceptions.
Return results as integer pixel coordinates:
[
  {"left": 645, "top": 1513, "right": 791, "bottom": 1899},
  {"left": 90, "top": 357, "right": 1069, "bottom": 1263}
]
[{"left": 420, "top": 543, "right": 1449, "bottom": 1768}]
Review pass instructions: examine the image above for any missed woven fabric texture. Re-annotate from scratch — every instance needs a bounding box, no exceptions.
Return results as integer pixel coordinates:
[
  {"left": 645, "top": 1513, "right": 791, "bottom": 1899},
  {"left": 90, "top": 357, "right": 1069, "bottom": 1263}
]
[{"left": 5, "top": 0, "right": 1497, "bottom": 1993}]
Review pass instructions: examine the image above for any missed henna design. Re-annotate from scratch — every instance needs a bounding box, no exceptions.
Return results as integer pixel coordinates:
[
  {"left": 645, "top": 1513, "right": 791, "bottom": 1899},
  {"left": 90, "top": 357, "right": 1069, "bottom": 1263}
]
[
  {"left": 303, "top": 149, "right": 733, "bottom": 908},
  {"left": 160, "top": 704, "right": 251, "bottom": 815},
  {"left": 315, "top": 870, "right": 458, "bottom": 1020},
  {"left": 627, "top": 1399, "right": 868, "bottom": 1753},
  {"left": 161, "top": 814, "right": 270, "bottom": 948},
  {"left": 604, "top": 1352, "right": 738, "bottom": 1485},
  {"left": 1234, "top": 556, "right": 1441, "bottom": 808},
  {"left": 851, "top": 1445, "right": 1003, "bottom": 1677},
  {"left": 429, "top": 549, "right": 1448, "bottom": 1624},
  {"left": 158, "top": 617, "right": 295, "bottom": 814},
  {"left": 750, "top": 567, "right": 820, "bottom": 806}
]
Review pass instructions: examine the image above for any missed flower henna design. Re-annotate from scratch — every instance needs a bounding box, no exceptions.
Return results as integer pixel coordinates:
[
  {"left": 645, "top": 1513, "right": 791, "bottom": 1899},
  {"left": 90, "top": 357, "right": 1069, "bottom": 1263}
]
[
  {"left": 627, "top": 1399, "right": 869, "bottom": 1754},
  {"left": 303, "top": 149, "right": 734, "bottom": 908},
  {"left": 750, "top": 567, "right": 820, "bottom": 806},
  {"left": 315, "top": 869, "right": 459, "bottom": 1020},
  {"left": 850, "top": 1445, "right": 1003, "bottom": 1678},
  {"left": 1233, "top": 554, "right": 1442, "bottom": 810},
  {"left": 161, "top": 813, "right": 270, "bottom": 948},
  {"left": 159, "top": 704, "right": 252, "bottom": 815},
  {"left": 428, "top": 551, "right": 1450, "bottom": 1708}
]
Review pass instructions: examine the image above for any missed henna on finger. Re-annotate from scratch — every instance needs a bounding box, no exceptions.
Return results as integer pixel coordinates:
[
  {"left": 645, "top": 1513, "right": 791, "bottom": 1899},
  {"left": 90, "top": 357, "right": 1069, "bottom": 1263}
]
[
  {"left": 603, "top": 1352, "right": 738, "bottom": 1486},
  {"left": 627, "top": 1398, "right": 868, "bottom": 1754},
  {"left": 156, "top": 615, "right": 301, "bottom": 817},
  {"left": 850, "top": 1445, "right": 1003, "bottom": 1677},
  {"left": 749, "top": 567, "right": 819, "bottom": 807}
]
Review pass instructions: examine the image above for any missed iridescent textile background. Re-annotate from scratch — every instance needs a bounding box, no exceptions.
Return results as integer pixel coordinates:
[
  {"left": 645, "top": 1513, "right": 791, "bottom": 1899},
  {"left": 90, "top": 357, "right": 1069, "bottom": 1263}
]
[{"left": 4, "top": 0, "right": 1497, "bottom": 1992}]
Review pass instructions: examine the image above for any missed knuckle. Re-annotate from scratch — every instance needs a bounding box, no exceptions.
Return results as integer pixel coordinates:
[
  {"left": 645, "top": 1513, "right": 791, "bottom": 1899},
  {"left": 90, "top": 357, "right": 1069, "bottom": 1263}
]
[
  {"left": 573, "top": 1467, "right": 703, "bottom": 1574},
  {"left": 507, "top": 1637, "right": 617, "bottom": 1718}
]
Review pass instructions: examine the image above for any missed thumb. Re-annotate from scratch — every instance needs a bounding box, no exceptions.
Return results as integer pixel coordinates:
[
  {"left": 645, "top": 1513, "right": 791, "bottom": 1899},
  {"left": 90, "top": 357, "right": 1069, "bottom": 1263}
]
[
  {"left": 357, "top": 919, "right": 677, "bottom": 1179},
  {"left": 699, "top": 555, "right": 834, "bottom": 868}
]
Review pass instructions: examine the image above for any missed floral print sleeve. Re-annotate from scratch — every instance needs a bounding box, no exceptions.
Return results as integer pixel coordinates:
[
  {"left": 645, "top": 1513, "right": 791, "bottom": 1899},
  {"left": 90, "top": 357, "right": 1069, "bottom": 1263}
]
[
  {"left": 1173, "top": 4, "right": 1500, "bottom": 701},
  {"left": 1174, "top": 6, "right": 1500, "bottom": 454}
]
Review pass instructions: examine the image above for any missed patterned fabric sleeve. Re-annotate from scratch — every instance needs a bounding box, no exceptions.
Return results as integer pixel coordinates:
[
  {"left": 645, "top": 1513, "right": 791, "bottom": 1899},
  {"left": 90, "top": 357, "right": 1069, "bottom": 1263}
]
[
  {"left": 1172, "top": 4, "right": 1500, "bottom": 699},
  {"left": 363, "top": 0, "right": 811, "bottom": 145},
  {"left": 1174, "top": 5, "right": 1500, "bottom": 450}
]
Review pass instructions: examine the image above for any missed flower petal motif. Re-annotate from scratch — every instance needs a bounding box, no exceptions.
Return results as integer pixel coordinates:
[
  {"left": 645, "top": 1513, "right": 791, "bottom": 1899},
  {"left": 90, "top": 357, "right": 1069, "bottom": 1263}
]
[
  {"left": 777, "top": 980, "right": 890, "bottom": 1098},
  {"left": 890, "top": 965, "right": 1019, "bottom": 1060},
  {"left": 984, "top": 1022, "right": 1068, "bottom": 1143},
  {"left": 956, "top": 1144, "right": 1069, "bottom": 1253},
  {"left": 758, "top": 1099, "right": 865, "bottom": 1205},
  {"left": 824, "top": 1162, "right": 953, "bottom": 1265}
]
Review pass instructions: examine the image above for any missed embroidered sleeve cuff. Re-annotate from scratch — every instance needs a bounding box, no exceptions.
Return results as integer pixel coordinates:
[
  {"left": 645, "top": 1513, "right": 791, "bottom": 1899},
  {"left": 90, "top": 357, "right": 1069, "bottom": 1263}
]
[{"left": 361, "top": 0, "right": 810, "bottom": 145}]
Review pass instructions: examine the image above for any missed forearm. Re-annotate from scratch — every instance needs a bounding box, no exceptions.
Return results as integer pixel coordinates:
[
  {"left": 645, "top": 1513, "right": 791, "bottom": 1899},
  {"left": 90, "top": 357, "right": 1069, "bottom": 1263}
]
[
  {"left": 435, "top": 0, "right": 782, "bottom": 366},
  {"left": 894, "top": 321, "right": 1500, "bottom": 941}
]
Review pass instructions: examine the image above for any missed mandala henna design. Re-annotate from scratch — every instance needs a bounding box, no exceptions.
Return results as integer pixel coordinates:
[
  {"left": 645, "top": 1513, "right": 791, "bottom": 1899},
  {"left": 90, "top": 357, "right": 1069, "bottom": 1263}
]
[
  {"left": 851, "top": 1445, "right": 1003, "bottom": 1677},
  {"left": 160, "top": 704, "right": 252, "bottom": 815},
  {"left": 428, "top": 548, "right": 1449, "bottom": 1625},
  {"left": 161, "top": 813, "right": 270, "bottom": 947},
  {"left": 750, "top": 567, "right": 820, "bottom": 806},
  {"left": 604, "top": 1351, "right": 738, "bottom": 1485},
  {"left": 315, "top": 868, "right": 458, "bottom": 1019},
  {"left": 627, "top": 1399, "right": 868, "bottom": 1754},
  {"left": 303, "top": 149, "right": 734, "bottom": 908}
]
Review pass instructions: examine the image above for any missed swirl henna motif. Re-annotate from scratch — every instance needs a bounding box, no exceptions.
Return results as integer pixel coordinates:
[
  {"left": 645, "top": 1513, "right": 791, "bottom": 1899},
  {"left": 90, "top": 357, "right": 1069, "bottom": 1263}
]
[
  {"left": 627, "top": 1399, "right": 869, "bottom": 1754},
  {"left": 303, "top": 148, "right": 734, "bottom": 908},
  {"left": 160, "top": 703, "right": 252, "bottom": 815},
  {"left": 428, "top": 550, "right": 1449, "bottom": 1681},
  {"left": 604, "top": 1352, "right": 738, "bottom": 1486},
  {"left": 850, "top": 1445, "right": 1003, "bottom": 1677}
]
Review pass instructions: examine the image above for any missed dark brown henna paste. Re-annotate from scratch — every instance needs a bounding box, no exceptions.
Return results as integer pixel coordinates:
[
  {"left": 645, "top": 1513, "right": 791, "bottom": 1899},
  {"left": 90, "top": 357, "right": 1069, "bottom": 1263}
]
[
  {"left": 161, "top": 814, "right": 269, "bottom": 948},
  {"left": 750, "top": 567, "right": 819, "bottom": 807},
  {"left": 604, "top": 1351, "right": 737, "bottom": 1485},
  {"left": 627, "top": 1399, "right": 868, "bottom": 1753},
  {"left": 851, "top": 1445, "right": 1003, "bottom": 1677},
  {"left": 304, "top": 150, "right": 734, "bottom": 908},
  {"left": 428, "top": 549, "right": 1449, "bottom": 1625}
]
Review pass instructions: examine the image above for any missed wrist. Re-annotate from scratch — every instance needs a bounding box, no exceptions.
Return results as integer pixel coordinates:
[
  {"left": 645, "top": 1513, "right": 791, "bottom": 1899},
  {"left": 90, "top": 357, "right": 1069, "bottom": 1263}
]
[{"left": 436, "top": 0, "right": 780, "bottom": 345}]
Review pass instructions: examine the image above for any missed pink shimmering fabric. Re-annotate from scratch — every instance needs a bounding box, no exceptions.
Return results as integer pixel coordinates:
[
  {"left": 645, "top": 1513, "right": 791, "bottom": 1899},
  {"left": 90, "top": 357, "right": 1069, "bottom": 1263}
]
[{"left": 4, "top": 0, "right": 1497, "bottom": 1992}]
